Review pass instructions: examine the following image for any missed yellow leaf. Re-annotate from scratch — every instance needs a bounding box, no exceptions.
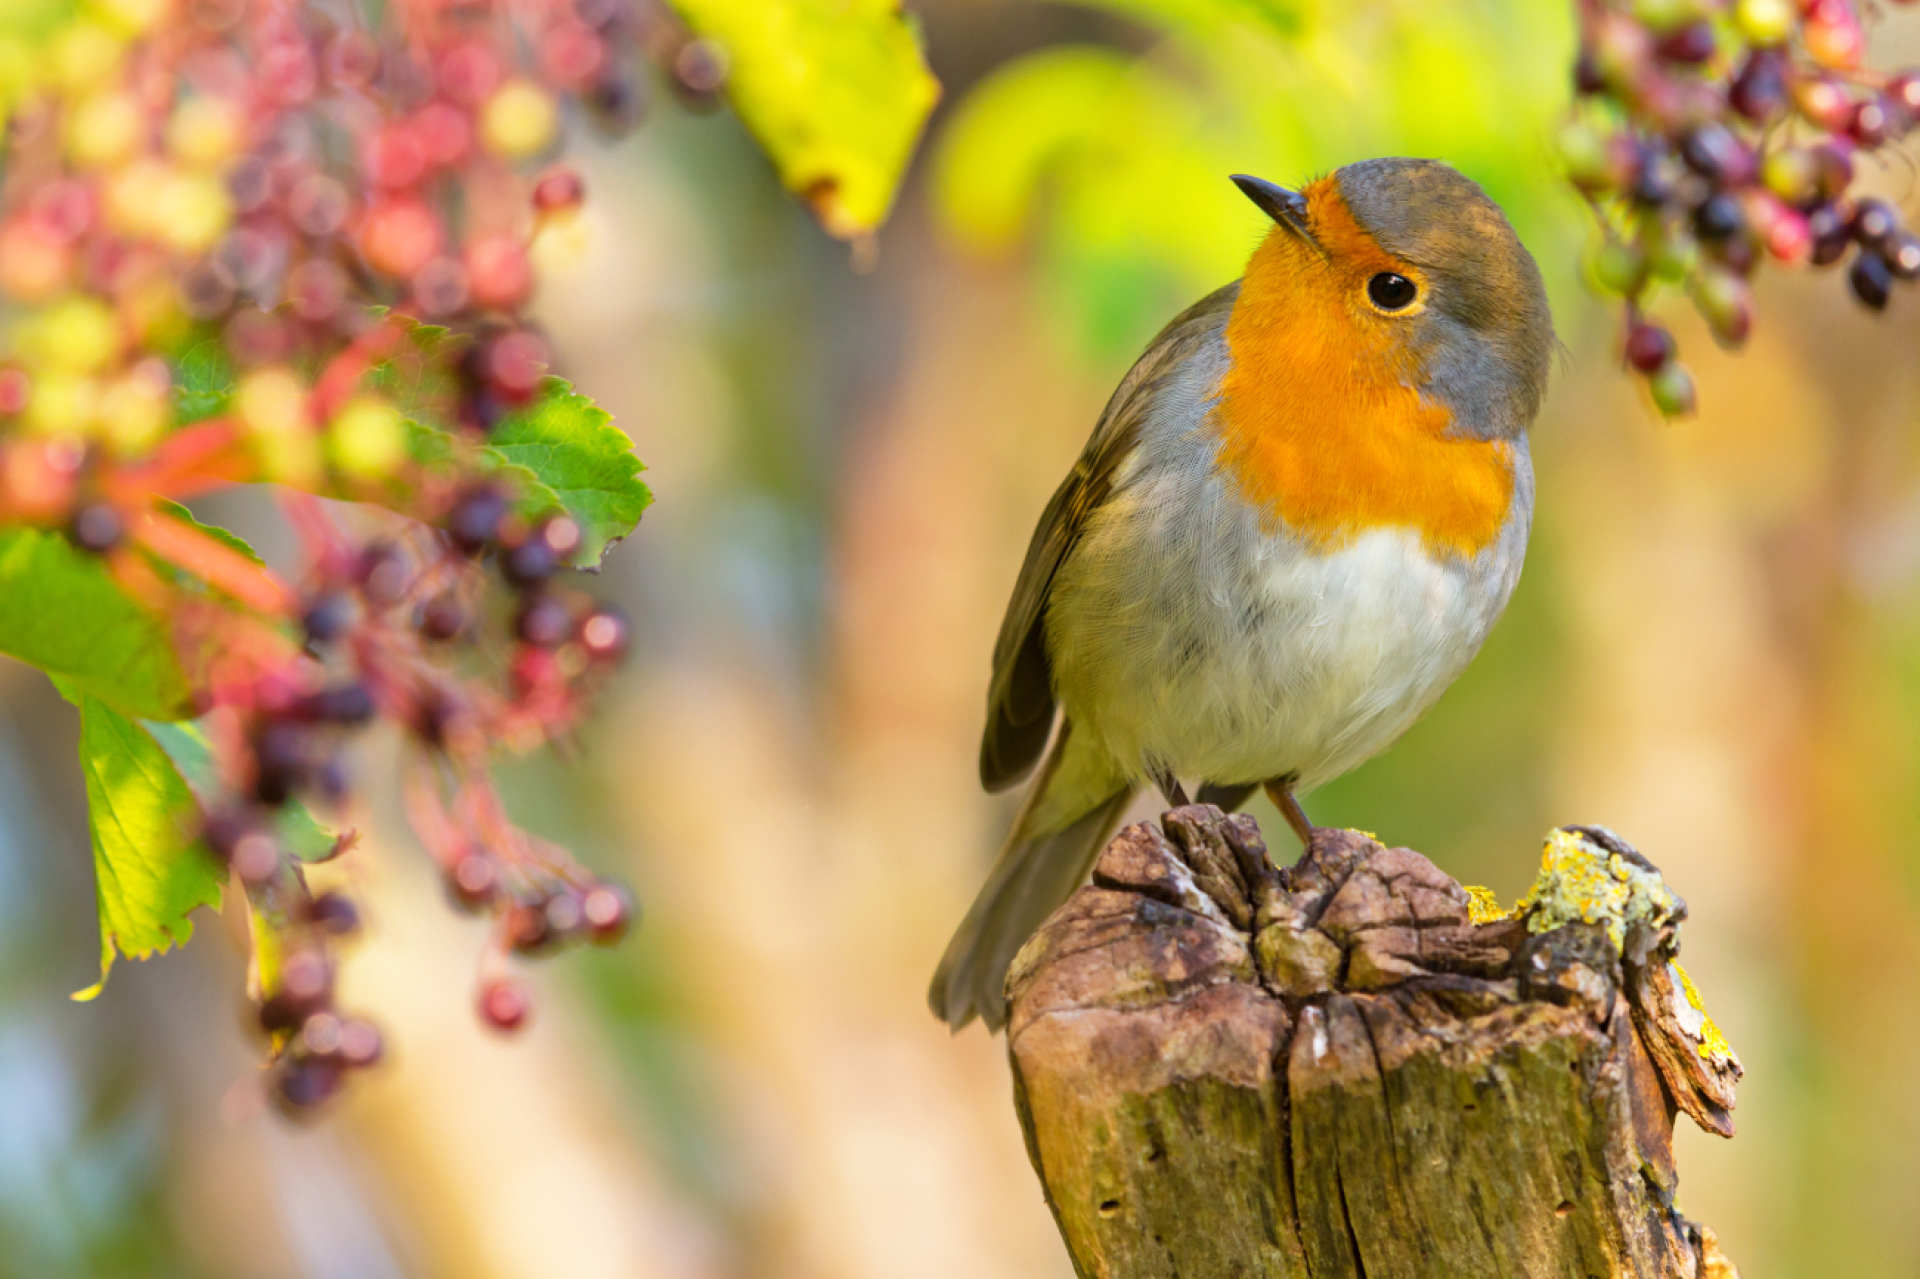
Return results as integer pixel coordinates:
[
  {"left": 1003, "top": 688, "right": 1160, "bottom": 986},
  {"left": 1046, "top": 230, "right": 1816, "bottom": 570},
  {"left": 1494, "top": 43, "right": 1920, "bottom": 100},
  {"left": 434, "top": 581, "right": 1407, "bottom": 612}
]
[{"left": 665, "top": 0, "right": 939, "bottom": 238}]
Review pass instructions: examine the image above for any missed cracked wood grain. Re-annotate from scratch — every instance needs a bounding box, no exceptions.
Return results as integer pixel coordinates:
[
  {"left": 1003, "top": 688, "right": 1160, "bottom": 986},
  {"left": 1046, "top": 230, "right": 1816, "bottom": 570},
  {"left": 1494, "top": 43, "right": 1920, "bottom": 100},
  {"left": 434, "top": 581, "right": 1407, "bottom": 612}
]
[{"left": 1005, "top": 807, "right": 1742, "bottom": 1279}]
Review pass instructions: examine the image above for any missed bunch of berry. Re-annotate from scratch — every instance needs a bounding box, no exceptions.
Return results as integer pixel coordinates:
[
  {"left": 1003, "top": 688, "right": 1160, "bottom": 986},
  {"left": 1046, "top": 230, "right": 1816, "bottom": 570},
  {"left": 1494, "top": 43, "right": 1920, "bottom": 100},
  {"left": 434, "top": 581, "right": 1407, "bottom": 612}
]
[
  {"left": 0, "top": 0, "right": 705, "bottom": 1113},
  {"left": 1561, "top": 0, "right": 1919, "bottom": 415}
]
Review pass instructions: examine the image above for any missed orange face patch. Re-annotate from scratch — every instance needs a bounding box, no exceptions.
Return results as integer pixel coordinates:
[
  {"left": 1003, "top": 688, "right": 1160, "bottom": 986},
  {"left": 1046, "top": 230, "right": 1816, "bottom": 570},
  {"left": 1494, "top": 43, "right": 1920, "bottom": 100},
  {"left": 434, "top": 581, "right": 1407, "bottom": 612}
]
[{"left": 1212, "top": 178, "right": 1515, "bottom": 559}]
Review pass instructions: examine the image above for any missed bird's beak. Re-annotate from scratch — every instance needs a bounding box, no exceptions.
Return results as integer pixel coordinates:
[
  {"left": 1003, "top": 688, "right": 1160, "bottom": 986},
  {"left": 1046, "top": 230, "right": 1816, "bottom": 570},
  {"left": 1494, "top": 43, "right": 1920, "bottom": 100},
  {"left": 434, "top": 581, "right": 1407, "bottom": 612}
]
[{"left": 1231, "top": 174, "right": 1317, "bottom": 249}]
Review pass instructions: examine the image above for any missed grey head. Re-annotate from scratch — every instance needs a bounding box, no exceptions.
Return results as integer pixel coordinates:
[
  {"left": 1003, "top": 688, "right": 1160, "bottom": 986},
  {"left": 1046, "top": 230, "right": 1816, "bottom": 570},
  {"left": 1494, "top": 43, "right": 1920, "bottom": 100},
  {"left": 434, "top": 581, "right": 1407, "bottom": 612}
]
[{"left": 1334, "top": 158, "right": 1555, "bottom": 441}]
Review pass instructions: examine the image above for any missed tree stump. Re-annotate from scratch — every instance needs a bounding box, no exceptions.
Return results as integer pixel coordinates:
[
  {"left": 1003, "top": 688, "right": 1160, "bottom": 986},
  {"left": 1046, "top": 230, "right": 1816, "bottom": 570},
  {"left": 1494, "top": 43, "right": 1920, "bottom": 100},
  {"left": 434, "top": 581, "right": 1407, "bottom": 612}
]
[{"left": 1005, "top": 806, "right": 1745, "bottom": 1279}]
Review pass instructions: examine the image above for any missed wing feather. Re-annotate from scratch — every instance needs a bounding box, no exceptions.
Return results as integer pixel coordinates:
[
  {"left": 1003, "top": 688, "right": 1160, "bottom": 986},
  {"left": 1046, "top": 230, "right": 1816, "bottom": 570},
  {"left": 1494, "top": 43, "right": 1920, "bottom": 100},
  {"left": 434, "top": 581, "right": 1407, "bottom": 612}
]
[{"left": 979, "top": 281, "right": 1241, "bottom": 791}]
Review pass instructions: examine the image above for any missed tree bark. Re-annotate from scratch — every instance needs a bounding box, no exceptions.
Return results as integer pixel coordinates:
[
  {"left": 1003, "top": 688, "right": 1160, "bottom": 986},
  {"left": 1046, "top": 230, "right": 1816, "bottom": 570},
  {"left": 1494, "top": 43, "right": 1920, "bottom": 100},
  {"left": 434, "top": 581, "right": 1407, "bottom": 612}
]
[{"left": 1005, "top": 805, "right": 1744, "bottom": 1279}]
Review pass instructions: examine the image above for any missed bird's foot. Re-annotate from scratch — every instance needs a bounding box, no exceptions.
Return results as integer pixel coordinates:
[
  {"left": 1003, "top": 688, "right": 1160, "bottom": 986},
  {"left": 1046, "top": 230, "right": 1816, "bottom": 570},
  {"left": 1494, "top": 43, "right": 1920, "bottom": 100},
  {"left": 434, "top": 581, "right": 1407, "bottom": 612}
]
[{"left": 1262, "top": 776, "right": 1315, "bottom": 849}]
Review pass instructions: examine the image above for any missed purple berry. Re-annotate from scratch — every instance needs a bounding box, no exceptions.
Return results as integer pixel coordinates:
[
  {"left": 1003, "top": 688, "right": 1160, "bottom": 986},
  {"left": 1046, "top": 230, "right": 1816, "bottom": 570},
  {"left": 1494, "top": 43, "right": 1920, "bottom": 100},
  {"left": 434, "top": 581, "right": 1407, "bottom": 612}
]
[
  {"left": 1851, "top": 250, "right": 1893, "bottom": 310},
  {"left": 1809, "top": 203, "right": 1853, "bottom": 266},
  {"left": 69, "top": 503, "right": 124, "bottom": 554},
  {"left": 307, "top": 891, "right": 360, "bottom": 936},
  {"left": 1853, "top": 198, "right": 1902, "bottom": 254},
  {"left": 1625, "top": 323, "right": 1674, "bottom": 373},
  {"left": 447, "top": 486, "right": 508, "bottom": 555},
  {"left": 301, "top": 590, "right": 357, "bottom": 645},
  {"left": 514, "top": 594, "right": 574, "bottom": 647}
]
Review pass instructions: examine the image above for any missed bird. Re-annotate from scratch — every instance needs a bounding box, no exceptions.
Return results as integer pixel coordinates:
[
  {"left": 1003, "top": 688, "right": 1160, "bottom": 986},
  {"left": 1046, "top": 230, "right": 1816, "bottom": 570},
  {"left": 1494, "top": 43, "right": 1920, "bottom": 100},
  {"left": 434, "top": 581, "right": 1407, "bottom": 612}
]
[{"left": 929, "top": 157, "right": 1554, "bottom": 1032}]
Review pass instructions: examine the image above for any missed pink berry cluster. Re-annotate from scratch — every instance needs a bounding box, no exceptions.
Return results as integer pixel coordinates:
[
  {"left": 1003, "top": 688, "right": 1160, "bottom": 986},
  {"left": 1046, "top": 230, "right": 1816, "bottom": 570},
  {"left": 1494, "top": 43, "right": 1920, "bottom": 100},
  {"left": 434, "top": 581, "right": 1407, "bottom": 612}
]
[
  {"left": 0, "top": 0, "right": 709, "bottom": 1113},
  {"left": 213, "top": 491, "right": 636, "bottom": 1114},
  {"left": 1562, "top": 0, "right": 1920, "bottom": 415}
]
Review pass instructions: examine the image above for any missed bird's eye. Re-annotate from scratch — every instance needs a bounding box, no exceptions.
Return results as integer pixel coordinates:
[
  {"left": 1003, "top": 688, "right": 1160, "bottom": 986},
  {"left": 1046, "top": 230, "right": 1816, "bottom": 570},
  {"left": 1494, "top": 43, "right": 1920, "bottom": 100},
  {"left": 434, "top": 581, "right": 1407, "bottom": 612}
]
[{"left": 1367, "top": 272, "right": 1418, "bottom": 311}]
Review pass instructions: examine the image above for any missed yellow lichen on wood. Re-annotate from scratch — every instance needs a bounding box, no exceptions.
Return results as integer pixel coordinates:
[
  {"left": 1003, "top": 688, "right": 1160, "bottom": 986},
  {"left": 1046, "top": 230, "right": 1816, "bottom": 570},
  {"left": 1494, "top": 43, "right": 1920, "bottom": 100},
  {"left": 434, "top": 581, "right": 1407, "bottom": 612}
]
[
  {"left": 1517, "top": 826, "right": 1682, "bottom": 952},
  {"left": 1671, "top": 960, "right": 1741, "bottom": 1071},
  {"left": 1462, "top": 884, "right": 1508, "bottom": 924}
]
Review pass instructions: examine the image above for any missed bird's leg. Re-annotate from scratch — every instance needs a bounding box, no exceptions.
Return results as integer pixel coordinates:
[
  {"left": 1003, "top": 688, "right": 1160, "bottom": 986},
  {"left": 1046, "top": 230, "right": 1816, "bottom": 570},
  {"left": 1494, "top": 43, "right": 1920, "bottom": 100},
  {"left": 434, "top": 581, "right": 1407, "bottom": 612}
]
[
  {"left": 1263, "top": 776, "right": 1316, "bottom": 847},
  {"left": 1152, "top": 766, "right": 1190, "bottom": 808}
]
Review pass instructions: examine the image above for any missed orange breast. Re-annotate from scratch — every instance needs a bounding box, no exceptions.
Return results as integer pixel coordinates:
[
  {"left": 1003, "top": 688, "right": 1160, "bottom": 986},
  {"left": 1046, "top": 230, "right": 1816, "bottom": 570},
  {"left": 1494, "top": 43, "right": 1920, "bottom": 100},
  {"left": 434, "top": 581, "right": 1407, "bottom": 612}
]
[{"left": 1212, "top": 181, "right": 1514, "bottom": 560}]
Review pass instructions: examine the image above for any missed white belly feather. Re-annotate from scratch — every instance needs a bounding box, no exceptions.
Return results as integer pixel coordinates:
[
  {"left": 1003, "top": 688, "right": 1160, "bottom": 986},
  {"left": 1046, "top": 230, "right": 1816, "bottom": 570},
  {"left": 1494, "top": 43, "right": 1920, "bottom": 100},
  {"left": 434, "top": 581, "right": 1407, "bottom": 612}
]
[{"left": 1046, "top": 442, "right": 1530, "bottom": 796}]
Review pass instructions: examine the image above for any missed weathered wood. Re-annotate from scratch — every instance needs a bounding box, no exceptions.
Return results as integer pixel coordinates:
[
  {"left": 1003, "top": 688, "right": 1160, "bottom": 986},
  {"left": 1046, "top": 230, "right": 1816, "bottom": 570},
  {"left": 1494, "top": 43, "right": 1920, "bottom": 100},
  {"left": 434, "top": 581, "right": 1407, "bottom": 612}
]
[{"left": 1006, "top": 806, "right": 1743, "bottom": 1279}]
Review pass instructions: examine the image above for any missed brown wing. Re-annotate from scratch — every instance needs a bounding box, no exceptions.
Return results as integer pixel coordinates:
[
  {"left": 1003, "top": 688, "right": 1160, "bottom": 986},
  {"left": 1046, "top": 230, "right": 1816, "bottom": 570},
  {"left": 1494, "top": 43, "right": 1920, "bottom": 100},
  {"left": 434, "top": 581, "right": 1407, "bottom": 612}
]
[{"left": 979, "top": 281, "right": 1241, "bottom": 791}]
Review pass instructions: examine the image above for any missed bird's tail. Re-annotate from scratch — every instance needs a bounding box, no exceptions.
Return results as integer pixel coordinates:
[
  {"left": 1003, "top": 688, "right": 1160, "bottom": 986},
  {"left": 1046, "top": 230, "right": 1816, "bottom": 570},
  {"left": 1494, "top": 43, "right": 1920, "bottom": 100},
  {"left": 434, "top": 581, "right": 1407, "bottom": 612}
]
[{"left": 929, "top": 723, "right": 1134, "bottom": 1031}]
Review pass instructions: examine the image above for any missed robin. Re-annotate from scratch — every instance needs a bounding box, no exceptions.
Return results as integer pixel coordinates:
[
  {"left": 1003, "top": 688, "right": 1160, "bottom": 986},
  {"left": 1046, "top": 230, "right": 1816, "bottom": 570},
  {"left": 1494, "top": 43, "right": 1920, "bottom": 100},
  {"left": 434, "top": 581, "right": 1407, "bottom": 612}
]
[{"left": 930, "top": 157, "right": 1554, "bottom": 1031}]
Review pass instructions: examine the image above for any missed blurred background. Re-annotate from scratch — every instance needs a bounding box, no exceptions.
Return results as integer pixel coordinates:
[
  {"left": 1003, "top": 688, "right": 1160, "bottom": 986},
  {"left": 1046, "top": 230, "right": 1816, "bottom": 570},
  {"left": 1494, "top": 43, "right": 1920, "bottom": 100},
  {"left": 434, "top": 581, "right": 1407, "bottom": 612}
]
[{"left": 3, "top": 0, "right": 1920, "bottom": 1274}]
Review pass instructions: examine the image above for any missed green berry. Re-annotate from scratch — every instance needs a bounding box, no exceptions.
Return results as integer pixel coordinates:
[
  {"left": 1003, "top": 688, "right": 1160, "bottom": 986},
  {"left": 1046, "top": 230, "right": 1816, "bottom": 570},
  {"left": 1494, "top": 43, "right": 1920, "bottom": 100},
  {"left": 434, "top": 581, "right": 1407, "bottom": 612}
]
[
  {"left": 1592, "top": 240, "right": 1648, "bottom": 296},
  {"left": 1649, "top": 361, "right": 1697, "bottom": 416}
]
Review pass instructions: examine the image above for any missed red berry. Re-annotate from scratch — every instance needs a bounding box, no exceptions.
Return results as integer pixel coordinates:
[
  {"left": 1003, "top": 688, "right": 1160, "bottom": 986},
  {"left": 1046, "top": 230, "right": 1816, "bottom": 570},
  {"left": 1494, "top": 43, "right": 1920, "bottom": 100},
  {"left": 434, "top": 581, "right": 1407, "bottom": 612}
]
[
  {"left": 419, "top": 592, "right": 468, "bottom": 640},
  {"left": 506, "top": 903, "right": 556, "bottom": 953},
  {"left": 582, "top": 884, "right": 634, "bottom": 944},
  {"left": 1887, "top": 72, "right": 1920, "bottom": 124},
  {"left": 1849, "top": 99, "right": 1892, "bottom": 149},
  {"left": 1654, "top": 22, "right": 1714, "bottom": 65},
  {"left": 364, "top": 125, "right": 426, "bottom": 189},
  {"left": 259, "top": 41, "right": 319, "bottom": 105},
  {"left": 532, "top": 168, "right": 585, "bottom": 214},
  {"left": 1625, "top": 323, "right": 1674, "bottom": 373},
  {"left": 338, "top": 1018, "right": 383, "bottom": 1068},
  {"left": 1764, "top": 206, "right": 1812, "bottom": 265},
  {"left": 579, "top": 606, "right": 629, "bottom": 661},
  {"left": 281, "top": 951, "right": 331, "bottom": 1004},
  {"left": 326, "top": 30, "right": 382, "bottom": 87},
  {"left": 541, "top": 22, "right": 606, "bottom": 88},
  {"left": 230, "top": 831, "right": 282, "bottom": 884},
  {"left": 448, "top": 851, "right": 498, "bottom": 910},
  {"left": 412, "top": 102, "right": 472, "bottom": 167},
  {"left": 438, "top": 41, "right": 504, "bottom": 106},
  {"left": 360, "top": 198, "right": 442, "bottom": 278},
  {"left": 482, "top": 330, "right": 549, "bottom": 399},
  {"left": 1887, "top": 231, "right": 1920, "bottom": 281},
  {"left": 479, "top": 978, "right": 531, "bottom": 1032},
  {"left": 464, "top": 234, "right": 532, "bottom": 310}
]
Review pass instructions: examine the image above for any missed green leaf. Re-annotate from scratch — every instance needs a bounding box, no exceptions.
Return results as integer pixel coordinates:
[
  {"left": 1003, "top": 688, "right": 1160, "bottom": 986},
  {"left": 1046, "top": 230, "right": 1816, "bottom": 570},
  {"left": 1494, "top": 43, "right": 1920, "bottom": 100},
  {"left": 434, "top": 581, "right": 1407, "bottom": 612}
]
[
  {"left": 153, "top": 498, "right": 264, "bottom": 566},
  {"left": 664, "top": 0, "right": 940, "bottom": 237},
  {"left": 143, "top": 716, "right": 338, "bottom": 863},
  {"left": 365, "top": 316, "right": 460, "bottom": 421},
  {"left": 487, "top": 380, "right": 651, "bottom": 564},
  {"left": 64, "top": 689, "right": 223, "bottom": 1000},
  {"left": 0, "top": 527, "right": 191, "bottom": 720},
  {"left": 407, "top": 380, "right": 649, "bottom": 566},
  {"left": 173, "top": 340, "right": 235, "bottom": 425},
  {"left": 50, "top": 681, "right": 344, "bottom": 999}
]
